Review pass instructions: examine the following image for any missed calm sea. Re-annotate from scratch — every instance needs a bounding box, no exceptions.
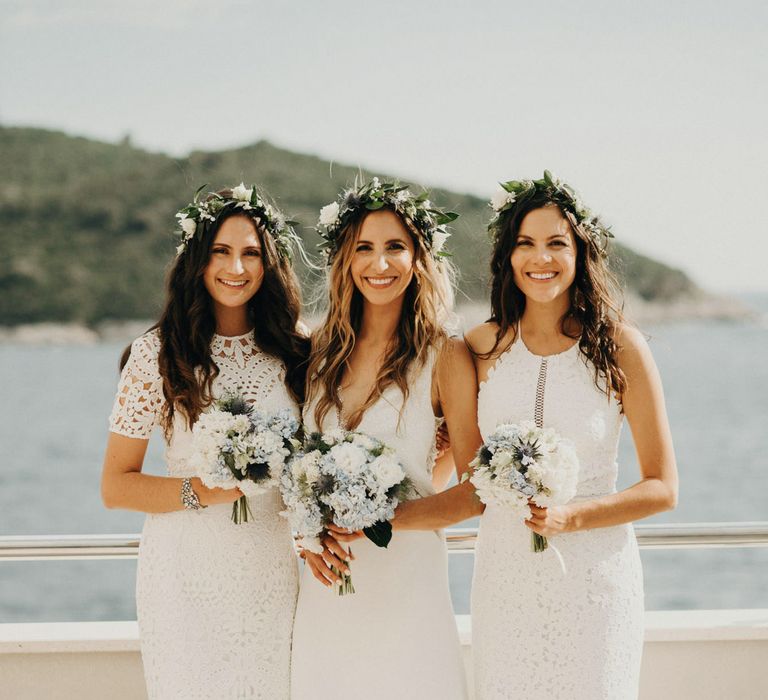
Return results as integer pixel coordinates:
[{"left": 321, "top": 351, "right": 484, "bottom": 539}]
[{"left": 1, "top": 303, "right": 767, "bottom": 621}]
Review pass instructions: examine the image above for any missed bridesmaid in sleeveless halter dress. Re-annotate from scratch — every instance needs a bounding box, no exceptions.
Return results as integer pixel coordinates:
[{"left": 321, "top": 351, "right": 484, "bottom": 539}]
[
  {"left": 290, "top": 181, "right": 483, "bottom": 700},
  {"left": 465, "top": 175, "right": 679, "bottom": 699}
]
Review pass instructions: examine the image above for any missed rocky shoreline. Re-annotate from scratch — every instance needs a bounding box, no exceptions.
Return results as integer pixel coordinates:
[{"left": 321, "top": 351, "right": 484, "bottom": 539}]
[{"left": 0, "top": 295, "right": 760, "bottom": 346}]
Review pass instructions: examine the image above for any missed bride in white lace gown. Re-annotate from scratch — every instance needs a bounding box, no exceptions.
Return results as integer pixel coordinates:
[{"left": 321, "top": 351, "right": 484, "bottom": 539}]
[
  {"left": 101, "top": 188, "right": 309, "bottom": 699},
  {"left": 466, "top": 175, "right": 678, "bottom": 699},
  {"left": 291, "top": 181, "right": 482, "bottom": 700}
]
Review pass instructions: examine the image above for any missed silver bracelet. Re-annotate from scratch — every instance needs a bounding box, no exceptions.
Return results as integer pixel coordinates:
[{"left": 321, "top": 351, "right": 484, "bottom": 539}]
[{"left": 181, "top": 478, "right": 205, "bottom": 510}]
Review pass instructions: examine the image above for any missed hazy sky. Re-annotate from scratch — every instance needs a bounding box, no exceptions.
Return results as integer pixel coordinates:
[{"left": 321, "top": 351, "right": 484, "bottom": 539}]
[{"left": 2, "top": 0, "right": 766, "bottom": 292}]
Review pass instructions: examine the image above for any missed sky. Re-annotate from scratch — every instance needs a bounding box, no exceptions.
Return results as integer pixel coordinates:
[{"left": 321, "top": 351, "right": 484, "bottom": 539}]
[{"left": 1, "top": 0, "right": 767, "bottom": 293}]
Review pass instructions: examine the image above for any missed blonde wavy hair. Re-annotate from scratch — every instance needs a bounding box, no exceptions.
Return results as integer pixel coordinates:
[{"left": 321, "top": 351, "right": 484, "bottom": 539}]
[{"left": 307, "top": 207, "right": 455, "bottom": 431}]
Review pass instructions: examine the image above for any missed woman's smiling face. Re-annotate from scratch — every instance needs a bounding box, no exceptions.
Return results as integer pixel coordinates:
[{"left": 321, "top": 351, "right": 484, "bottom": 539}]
[
  {"left": 203, "top": 215, "right": 265, "bottom": 311},
  {"left": 350, "top": 209, "right": 415, "bottom": 307},
  {"left": 510, "top": 205, "right": 577, "bottom": 305}
]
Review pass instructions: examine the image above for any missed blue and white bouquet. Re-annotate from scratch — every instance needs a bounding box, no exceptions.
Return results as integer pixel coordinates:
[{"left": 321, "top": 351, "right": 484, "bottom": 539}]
[
  {"left": 190, "top": 393, "right": 299, "bottom": 524},
  {"left": 469, "top": 420, "right": 579, "bottom": 552},
  {"left": 280, "top": 429, "right": 412, "bottom": 594}
]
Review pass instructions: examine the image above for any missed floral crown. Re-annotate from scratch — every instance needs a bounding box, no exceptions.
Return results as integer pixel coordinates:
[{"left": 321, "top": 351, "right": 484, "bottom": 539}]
[
  {"left": 488, "top": 170, "right": 613, "bottom": 255},
  {"left": 175, "top": 183, "right": 302, "bottom": 261},
  {"left": 316, "top": 177, "right": 458, "bottom": 264}
]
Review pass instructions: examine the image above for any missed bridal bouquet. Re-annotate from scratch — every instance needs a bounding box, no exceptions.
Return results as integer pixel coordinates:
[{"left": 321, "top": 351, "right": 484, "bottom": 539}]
[
  {"left": 280, "top": 429, "right": 412, "bottom": 594},
  {"left": 190, "top": 393, "right": 299, "bottom": 524},
  {"left": 469, "top": 421, "right": 579, "bottom": 552}
]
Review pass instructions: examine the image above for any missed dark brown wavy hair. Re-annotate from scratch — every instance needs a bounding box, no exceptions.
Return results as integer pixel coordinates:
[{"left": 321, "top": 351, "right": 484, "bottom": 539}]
[
  {"left": 307, "top": 207, "right": 454, "bottom": 431},
  {"left": 486, "top": 194, "right": 627, "bottom": 399},
  {"left": 121, "top": 200, "right": 309, "bottom": 437}
]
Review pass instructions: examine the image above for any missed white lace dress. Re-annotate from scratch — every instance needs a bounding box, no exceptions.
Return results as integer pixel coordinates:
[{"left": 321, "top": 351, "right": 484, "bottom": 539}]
[
  {"left": 109, "top": 329, "right": 300, "bottom": 700},
  {"left": 472, "top": 335, "right": 644, "bottom": 699},
  {"left": 290, "top": 354, "right": 468, "bottom": 700}
]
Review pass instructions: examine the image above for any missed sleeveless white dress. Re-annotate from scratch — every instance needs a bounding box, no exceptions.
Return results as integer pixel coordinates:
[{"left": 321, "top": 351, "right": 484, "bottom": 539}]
[
  {"left": 290, "top": 353, "right": 468, "bottom": 700},
  {"left": 472, "top": 334, "right": 644, "bottom": 699},
  {"left": 109, "top": 329, "right": 300, "bottom": 700}
]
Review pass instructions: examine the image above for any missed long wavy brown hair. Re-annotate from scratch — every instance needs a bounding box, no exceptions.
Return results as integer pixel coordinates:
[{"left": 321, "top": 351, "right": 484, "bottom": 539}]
[
  {"left": 307, "top": 206, "right": 454, "bottom": 430},
  {"left": 121, "top": 202, "right": 309, "bottom": 437},
  {"left": 486, "top": 195, "right": 627, "bottom": 399}
]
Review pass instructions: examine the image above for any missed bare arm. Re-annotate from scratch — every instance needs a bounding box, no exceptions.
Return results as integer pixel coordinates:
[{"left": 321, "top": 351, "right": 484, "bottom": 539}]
[
  {"left": 431, "top": 449, "right": 456, "bottom": 491},
  {"left": 101, "top": 432, "right": 241, "bottom": 512},
  {"left": 392, "top": 338, "right": 485, "bottom": 530},
  {"left": 527, "top": 325, "right": 678, "bottom": 536}
]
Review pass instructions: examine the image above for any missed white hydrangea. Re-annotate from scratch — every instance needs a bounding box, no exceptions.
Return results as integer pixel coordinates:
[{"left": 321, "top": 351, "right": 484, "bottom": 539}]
[{"left": 323, "top": 428, "right": 346, "bottom": 445}]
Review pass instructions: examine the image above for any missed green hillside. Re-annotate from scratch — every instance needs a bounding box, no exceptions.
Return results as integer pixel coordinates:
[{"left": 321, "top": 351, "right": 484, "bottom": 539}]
[{"left": 0, "top": 126, "right": 700, "bottom": 325}]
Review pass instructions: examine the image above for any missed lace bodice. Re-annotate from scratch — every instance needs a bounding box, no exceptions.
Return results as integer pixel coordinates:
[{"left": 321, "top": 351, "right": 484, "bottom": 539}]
[
  {"left": 304, "top": 352, "right": 439, "bottom": 498},
  {"left": 478, "top": 335, "right": 623, "bottom": 499},
  {"left": 108, "top": 329, "right": 300, "bottom": 477}
]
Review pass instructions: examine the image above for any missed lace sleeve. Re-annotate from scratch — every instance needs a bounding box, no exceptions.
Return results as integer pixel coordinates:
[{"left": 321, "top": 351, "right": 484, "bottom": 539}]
[{"left": 108, "top": 331, "right": 164, "bottom": 439}]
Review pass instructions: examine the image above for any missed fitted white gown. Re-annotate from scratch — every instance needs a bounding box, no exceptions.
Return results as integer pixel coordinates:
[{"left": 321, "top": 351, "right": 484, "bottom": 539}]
[
  {"left": 290, "top": 353, "right": 468, "bottom": 700},
  {"left": 109, "top": 330, "right": 300, "bottom": 699},
  {"left": 472, "top": 334, "right": 644, "bottom": 699}
]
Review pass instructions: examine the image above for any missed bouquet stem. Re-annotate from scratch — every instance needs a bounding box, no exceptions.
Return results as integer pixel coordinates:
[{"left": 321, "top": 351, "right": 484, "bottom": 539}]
[
  {"left": 531, "top": 532, "right": 548, "bottom": 553},
  {"left": 231, "top": 496, "right": 253, "bottom": 524},
  {"left": 332, "top": 565, "right": 355, "bottom": 596}
]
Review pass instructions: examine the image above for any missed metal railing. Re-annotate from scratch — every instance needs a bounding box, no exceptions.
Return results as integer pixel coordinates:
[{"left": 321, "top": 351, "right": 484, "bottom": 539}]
[{"left": 2, "top": 522, "right": 768, "bottom": 561}]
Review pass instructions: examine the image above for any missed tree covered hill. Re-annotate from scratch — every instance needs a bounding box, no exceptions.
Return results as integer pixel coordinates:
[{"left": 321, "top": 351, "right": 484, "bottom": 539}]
[{"left": 0, "top": 126, "right": 699, "bottom": 325}]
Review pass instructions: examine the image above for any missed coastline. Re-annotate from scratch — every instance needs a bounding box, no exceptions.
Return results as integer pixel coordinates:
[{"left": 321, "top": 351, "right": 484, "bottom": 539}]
[{"left": 0, "top": 294, "right": 760, "bottom": 346}]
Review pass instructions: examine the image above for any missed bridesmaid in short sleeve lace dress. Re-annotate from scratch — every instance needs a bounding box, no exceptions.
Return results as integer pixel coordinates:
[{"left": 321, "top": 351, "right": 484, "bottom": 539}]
[
  {"left": 465, "top": 174, "right": 679, "bottom": 699},
  {"left": 101, "top": 186, "right": 309, "bottom": 699}
]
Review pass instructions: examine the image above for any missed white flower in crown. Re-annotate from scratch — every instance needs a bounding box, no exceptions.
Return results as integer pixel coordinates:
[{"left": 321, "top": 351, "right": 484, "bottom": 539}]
[
  {"left": 490, "top": 186, "right": 516, "bottom": 212},
  {"left": 395, "top": 189, "right": 412, "bottom": 203},
  {"left": 371, "top": 177, "right": 381, "bottom": 189},
  {"left": 431, "top": 230, "right": 449, "bottom": 254},
  {"left": 232, "top": 182, "right": 253, "bottom": 202},
  {"left": 318, "top": 201, "right": 340, "bottom": 227},
  {"left": 177, "top": 214, "right": 197, "bottom": 239}
]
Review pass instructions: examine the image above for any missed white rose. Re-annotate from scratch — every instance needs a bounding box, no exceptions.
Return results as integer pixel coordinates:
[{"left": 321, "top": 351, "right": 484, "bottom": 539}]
[
  {"left": 329, "top": 443, "right": 367, "bottom": 476},
  {"left": 178, "top": 215, "right": 197, "bottom": 239},
  {"left": 232, "top": 182, "right": 253, "bottom": 202},
  {"left": 490, "top": 187, "right": 515, "bottom": 212},
  {"left": 318, "top": 201, "right": 340, "bottom": 227},
  {"left": 431, "top": 230, "right": 449, "bottom": 253},
  {"left": 370, "top": 455, "right": 405, "bottom": 490}
]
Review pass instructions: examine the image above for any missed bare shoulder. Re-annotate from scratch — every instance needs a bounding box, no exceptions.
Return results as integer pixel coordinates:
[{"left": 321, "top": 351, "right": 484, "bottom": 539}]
[
  {"left": 437, "top": 336, "right": 475, "bottom": 372},
  {"left": 613, "top": 323, "right": 655, "bottom": 376},
  {"left": 464, "top": 322, "right": 501, "bottom": 356}
]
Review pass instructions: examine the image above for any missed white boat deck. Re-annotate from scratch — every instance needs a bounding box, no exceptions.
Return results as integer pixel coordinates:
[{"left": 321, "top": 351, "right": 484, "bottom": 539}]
[{"left": 2, "top": 610, "right": 767, "bottom": 699}]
